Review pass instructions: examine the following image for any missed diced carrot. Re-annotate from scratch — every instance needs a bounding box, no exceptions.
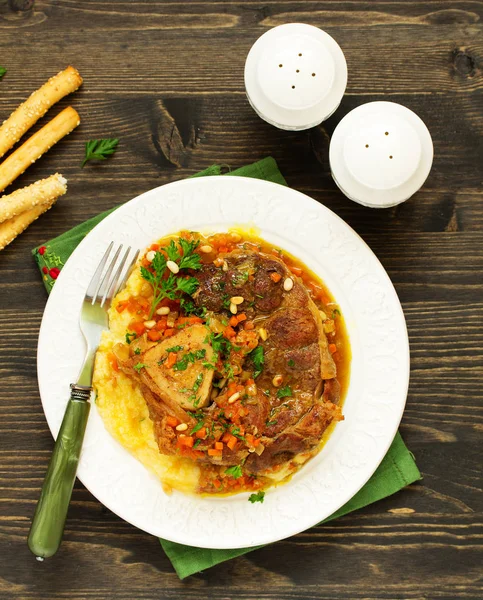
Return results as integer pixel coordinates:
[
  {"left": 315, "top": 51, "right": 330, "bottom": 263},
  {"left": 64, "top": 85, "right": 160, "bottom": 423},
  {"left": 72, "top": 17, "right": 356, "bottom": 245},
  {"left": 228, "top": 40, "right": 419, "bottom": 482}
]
[
  {"left": 238, "top": 425, "right": 245, "bottom": 435},
  {"left": 108, "top": 353, "right": 119, "bottom": 373},
  {"left": 229, "top": 316, "right": 238, "bottom": 327},
  {"left": 227, "top": 382, "right": 238, "bottom": 396},
  {"left": 215, "top": 441, "right": 223, "bottom": 450},
  {"left": 244, "top": 321, "right": 255, "bottom": 331},
  {"left": 270, "top": 272, "right": 282, "bottom": 283},
  {"left": 329, "top": 343, "right": 337, "bottom": 354},
  {"left": 116, "top": 300, "right": 129, "bottom": 313},
  {"left": 246, "top": 378, "right": 255, "bottom": 386},
  {"left": 224, "top": 326, "right": 236, "bottom": 339},
  {"left": 166, "top": 352, "right": 177, "bottom": 368},
  {"left": 164, "top": 328, "right": 176, "bottom": 337},
  {"left": 141, "top": 258, "right": 150, "bottom": 268},
  {"left": 147, "top": 330, "right": 162, "bottom": 342},
  {"left": 218, "top": 245, "right": 229, "bottom": 253},
  {"left": 155, "top": 317, "right": 168, "bottom": 331},
  {"left": 177, "top": 436, "right": 194, "bottom": 448},
  {"left": 290, "top": 265, "right": 303, "bottom": 277},
  {"left": 166, "top": 416, "right": 179, "bottom": 428},
  {"left": 177, "top": 316, "right": 203, "bottom": 326},
  {"left": 208, "top": 448, "right": 222, "bottom": 457},
  {"left": 225, "top": 434, "right": 238, "bottom": 450},
  {"left": 149, "top": 243, "right": 160, "bottom": 251},
  {"left": 196, "top": 427, "right": 206, "bottom": 439},
  {"left": 212, "top": 479, "right": 222, "bottom": 489},
  {"left": 245, "top": 433, "right": 255, "bottom": 445},
  {"left": 129, "top": 321, "right": 146, "bottom": 336},
  {"left": 236, "top": 313, "right": 247, "bottom": 323}
]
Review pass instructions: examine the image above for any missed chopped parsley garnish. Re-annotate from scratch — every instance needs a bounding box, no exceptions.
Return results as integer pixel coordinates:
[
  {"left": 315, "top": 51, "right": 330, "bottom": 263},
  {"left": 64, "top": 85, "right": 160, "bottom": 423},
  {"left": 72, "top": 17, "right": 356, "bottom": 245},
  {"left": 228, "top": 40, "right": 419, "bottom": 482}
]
[
  {"left": 276, "top": 386, "right": 293, "bottom": 399},
  {"left": 125, "top": 332, "right": 137, "bottom": 344},
  {"left": 166, "top": 345, "right": 184, "bottom": 353},
  {"left": 331, "top": 308, "right": 341, "bottom": 319},
  {"left": 202, "top": 360, "right": 216, "bottom": 369},
  {"left": 250, "top": 345, "right": 264, "bottom": 378},
  {"left": 248, "top": 491, "right": 265, "bottom": 504},
  {"left": 287, "top": 359, "right": 295, "bottom": 367},
  {"left": 140, "top": 238, "right": 202, "bottom": 317},
  {"left": 192, "top": 373, "right": 204, "bottom": 393},
  {"left": 225, "top": 465, "right": 243, "bottom": 479},
  {"left": 133, "top": 362, "right": 146, "bottom": 373},
  {"left": 263, "top": 389, "right": 270, "bottom": 396},
  {"left": 230, "top": 426, "right": 246, "bottom": 441},
  {"left": 193, "top": 439, "right": 202, "bottom": 448},
  {"left": 173, "top": 349, "right": 206, "bottom": 371},
  {"left": 134, "top": 347, "right": 141, "bottom": 355},
  {"left": 81, "top": 138, "right": 119, "bottom": 168},
  {"left": 190, "top": 421, "right": 205, "bottom": 435},
  {"left": 0, "top": 67, "right": 6, "bottom": 79},
  {"left": 232, "top": 270, "right": 249, "bottom": 286},
  {"left": 221, "top": 294, "right": 231, "bottom": 310},
  {"left": 266, "top": 420, "right": 278, "bottom": 427}
]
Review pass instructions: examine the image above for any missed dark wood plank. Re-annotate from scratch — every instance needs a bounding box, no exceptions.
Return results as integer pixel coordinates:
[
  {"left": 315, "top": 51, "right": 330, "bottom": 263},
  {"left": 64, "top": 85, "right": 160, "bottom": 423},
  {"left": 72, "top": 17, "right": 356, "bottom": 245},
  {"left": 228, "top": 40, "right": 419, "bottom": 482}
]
[{"left": 0, "top": 0, "right": 481, "bottom": 598}]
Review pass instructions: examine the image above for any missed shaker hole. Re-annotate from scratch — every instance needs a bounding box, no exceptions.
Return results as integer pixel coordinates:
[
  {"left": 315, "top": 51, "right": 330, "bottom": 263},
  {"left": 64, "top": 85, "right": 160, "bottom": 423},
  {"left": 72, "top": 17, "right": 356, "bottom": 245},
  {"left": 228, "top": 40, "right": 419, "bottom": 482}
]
[
  {"left": 292, "top": 85, "right": 295, "bottom": 89},
  {"left": 296, "top": 69, "right": 300, "bottom": 73},
  {"left": 298, "top": 53, "right": 302, "bottom": 56},
  {"left": 279, "top": 64, "right": 283, "bottom": 68},
  {"left": 365, "top": 144, "right": 369, "bottom": 148},
  {"left": 389, "top": 155, "right": 393, "bottom": 159},
  {"left": 385, "top": 131, "right": 389, "bottom": 136},
  {"left": 312, "top": 73, "right": 316, "bottom": 77}
]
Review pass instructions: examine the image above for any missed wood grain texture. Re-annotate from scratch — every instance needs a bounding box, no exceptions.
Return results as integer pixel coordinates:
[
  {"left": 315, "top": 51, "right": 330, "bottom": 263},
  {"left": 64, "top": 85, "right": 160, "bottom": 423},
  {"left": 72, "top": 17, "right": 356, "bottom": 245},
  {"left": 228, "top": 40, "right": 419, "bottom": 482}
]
[{"left": 0, "top": 0, "right": 482, "bottom": 598}]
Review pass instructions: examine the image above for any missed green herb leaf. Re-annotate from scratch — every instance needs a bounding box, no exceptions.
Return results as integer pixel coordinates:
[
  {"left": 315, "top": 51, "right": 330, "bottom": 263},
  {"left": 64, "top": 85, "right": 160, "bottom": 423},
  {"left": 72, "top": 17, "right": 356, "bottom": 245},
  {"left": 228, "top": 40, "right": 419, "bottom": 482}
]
[
  {"left": 176, "top": 277, "right": 199, "bottom": 296},
  {"left": 225, "top": 465, "right": 243, "bottom": 479},
  {"left": 250, "top": 345, "right": 264, "bottom": 378},
  {"left": 190, "top": 420, "right": 205, "bottom": 435},
  {"left": 276, "top": 385, "right": 293, "bottom": 399},
  {"left": 125, "top": 332, "right": 137, "bottom": 344},
  {"left": 173, "top": 349, "right": 206, "bottom": 371},
  {"left": 166, "top": 345, "right": 184, "bottom": 353},
  {"left": 332, "top": 308, "right": 341, "bottom": 319},
  {"left": 248, "top": 491, "right": 265, "bottom": 504},
  {"left": 192, "top": 373, "right": 204, "bottom": 393},
  {"left": 134, "top": 347, "right": 141, "bottom": 355},
  {"left": 230, "top": 426, "right": 246, "bottom": 441},
  {"left": 81, "top": 138, "right": 119, "bottom": 168},
  {"left": 287, "top": 359, "right": 295, "bottom": 367},
  {"left": 0, "top": 67, "right": 6, "bottom": 79},
  {"left": 193, "top": 438, "right": 202, "bottom": 448},
  {"left": 166, "top": 240, "right": 179, "bottom": 261},
  {"left": 178, "top": 239, "right": 201, "bottom": 270},
  {"left": 266, "top": 420, "right": 278, "bottom": 427},
  {"left": 133, "top": 362, "right": 146, "bottom": 373}
]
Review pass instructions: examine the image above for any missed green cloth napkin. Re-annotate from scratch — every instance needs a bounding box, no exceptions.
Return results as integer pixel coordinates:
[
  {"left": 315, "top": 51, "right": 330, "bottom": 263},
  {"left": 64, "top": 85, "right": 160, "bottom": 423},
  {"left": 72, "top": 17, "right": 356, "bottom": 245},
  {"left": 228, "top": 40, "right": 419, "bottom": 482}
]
[{"left": 32, "top": 157, "right": 421, "bottom": 579}]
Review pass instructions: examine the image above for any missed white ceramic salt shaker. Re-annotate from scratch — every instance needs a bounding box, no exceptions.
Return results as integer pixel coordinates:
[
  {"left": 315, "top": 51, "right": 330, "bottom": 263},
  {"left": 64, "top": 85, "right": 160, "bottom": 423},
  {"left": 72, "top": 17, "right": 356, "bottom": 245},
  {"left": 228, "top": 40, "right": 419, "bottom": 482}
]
[
  {"left": 244, "top": 23, "right": 347, "bottom": 131},
  {"left": 329, "top": 101, "right": 433, "bottom": 208}
]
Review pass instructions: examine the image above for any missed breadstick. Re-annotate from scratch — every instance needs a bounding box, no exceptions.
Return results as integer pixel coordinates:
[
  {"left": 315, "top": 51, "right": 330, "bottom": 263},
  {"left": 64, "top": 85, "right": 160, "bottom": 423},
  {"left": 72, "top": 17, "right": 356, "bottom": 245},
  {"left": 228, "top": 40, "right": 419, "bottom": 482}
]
[
  {"left": 0, "top": 106, "right": 80, "bottom": 194},
  {"left": 0, "top": 198, "right": 58, "bottom": 251},
  {"left": 0, "top": 173, "right": 67, "bottom": 224},
  {"left": 0, "top": 66, "right": 82, "bottom": 159}
]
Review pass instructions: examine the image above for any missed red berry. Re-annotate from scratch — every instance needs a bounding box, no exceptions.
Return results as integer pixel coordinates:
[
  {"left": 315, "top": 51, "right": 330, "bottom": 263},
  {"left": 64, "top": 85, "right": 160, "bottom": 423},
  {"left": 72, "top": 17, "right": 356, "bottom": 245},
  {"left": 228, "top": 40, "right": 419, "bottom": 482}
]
[
  {"left": 49, "top": 267, "right": 61, "bottom": 280},
  {"left": 38, "top": 246, "right": 46, "bottom": 255},
  {"left": 42, "top": 266, "right": 48, "bottom": 274}
]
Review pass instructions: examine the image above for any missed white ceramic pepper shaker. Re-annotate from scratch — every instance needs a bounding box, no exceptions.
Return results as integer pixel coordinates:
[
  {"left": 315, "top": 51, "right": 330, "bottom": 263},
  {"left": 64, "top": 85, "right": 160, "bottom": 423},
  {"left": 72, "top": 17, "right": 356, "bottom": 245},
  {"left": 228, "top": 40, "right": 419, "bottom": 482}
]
[
  {"left": 329, "top": 101, "right": 434, "bottom": 208},
  {"left": 244, "top": 23, "right": 347, "bottom": 131}
]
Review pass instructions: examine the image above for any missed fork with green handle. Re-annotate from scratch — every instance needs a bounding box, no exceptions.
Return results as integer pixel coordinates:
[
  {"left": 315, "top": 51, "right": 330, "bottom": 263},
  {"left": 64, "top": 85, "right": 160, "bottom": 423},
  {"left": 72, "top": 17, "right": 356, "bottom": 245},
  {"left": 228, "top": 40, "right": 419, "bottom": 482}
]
[{"left": 28, "top": 242, "right": 139, "bottom": 559}]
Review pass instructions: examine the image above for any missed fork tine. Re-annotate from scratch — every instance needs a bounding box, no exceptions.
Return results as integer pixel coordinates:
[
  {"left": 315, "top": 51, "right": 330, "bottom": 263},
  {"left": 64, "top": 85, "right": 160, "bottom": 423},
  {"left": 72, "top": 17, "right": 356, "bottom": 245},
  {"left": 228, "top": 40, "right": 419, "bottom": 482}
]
[
  {"left": 94, "top": 244, "right": 122, "bottom": 305},
  {"left": 115, "top": 249, "right": 140, "bottom": 296},
  {"left": 102, "top": 246, "right": 132, "bottom": 307},
  {"left": 85, "top": 241, "right": 114, "bottom": 301}
]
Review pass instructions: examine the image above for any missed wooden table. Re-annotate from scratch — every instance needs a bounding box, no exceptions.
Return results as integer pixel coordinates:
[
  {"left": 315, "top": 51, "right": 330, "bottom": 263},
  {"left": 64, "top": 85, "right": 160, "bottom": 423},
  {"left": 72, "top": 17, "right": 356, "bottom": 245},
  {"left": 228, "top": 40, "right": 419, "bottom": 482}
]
[{"left": 1, "top": 1, "right": 481, "bottom": 598}]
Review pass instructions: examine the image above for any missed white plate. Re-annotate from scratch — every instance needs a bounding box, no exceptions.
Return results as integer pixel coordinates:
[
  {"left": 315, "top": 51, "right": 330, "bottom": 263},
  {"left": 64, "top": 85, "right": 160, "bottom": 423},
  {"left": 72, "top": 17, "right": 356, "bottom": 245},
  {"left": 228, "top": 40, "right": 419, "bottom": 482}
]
[{"left": 37, "top": 176, "right": 409, "bottom": 549}]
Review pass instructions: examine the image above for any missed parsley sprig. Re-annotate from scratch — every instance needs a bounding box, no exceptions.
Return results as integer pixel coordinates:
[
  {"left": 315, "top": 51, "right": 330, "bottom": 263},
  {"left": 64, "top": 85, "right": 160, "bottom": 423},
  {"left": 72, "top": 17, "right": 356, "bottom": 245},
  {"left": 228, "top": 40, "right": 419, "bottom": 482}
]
[
  {"left": 141, "top": 239, "right": 201, "bottom": 318},
  {"left": 225, "top": 465, "right": 243, "bottom": 479},
  {"left": 250, "top": 345, "right": 264, "bottom": 378},
  {"left": 0, "top": 67, "right": 6, "bottom": 79},
  {"left": 81, "top": 138, "right": 119, "bottom": 168},
  {"left": 248, "top": 491, "right": 265, "bottom": 504}
]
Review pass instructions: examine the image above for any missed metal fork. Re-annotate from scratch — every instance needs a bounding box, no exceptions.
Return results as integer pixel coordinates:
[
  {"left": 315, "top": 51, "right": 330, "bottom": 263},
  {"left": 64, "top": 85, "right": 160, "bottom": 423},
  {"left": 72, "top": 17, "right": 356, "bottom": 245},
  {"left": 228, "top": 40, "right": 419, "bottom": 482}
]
[{"left": 28, "top": 243, "right": 139, "bottom": 560}]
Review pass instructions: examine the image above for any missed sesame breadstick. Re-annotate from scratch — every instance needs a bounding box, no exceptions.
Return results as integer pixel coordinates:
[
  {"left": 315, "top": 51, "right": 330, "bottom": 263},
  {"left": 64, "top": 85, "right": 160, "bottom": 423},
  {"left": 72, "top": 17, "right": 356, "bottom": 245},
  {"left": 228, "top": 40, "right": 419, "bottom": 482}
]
[
  {"left": 0, "top": 173, "right": 67, "bottom": 225},
  {"left": 0, "top": 107, "right": 80, "bottom": 194},
  {"left": 0, "top": 66, "right": 82, "bottom": 160},
  {"left": 0, "top": 197, "right": 60, "bottom": 251}
]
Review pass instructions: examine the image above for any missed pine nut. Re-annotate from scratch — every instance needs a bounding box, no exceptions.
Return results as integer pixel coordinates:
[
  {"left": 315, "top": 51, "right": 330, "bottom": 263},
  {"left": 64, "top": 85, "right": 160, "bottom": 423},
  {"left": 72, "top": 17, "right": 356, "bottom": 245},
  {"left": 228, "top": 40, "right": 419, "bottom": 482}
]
[
  {"left": 156, "top": 306, "right": 170, "bottom": 316},
  {"left": 283, "top": 277, "right": 294, "bottom": 291},
  {"left": 319, "top": 310, "right": 327, "bottom": 321},
  {"left": 272, "top": 375, "right": 283, "bottom": 387},
  {"left": 229, "top": 302, "right": 238, "bottom": 315},
  {"left": 228, "top": 392, "right": 240, "bottom": 404},
  {"left": 222, "top": 260, "right": 229, "bottom": 272},
  {"left": 146, "top": 250, "right": 156, "bottom": 262},
  {"left": 176, "top": 423, "right": 188, "bottom": 432},
  {"left": 230, "top": 296, "right": 244, "bottom": 305},
  {"left": 213, "top": 257, "right": 224, "bottom": 267},
  {"left": 259, "top": 328, "right": 268, "bottom": 341},
  {"left": 167, "top": 260, "right": 179, "bottom": 274},
  {"left": 199, "top": 245, "right": 213, "bottom": 253},
  {"left": 144, "top": 320, "right": 156, "bottom": 329}
]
